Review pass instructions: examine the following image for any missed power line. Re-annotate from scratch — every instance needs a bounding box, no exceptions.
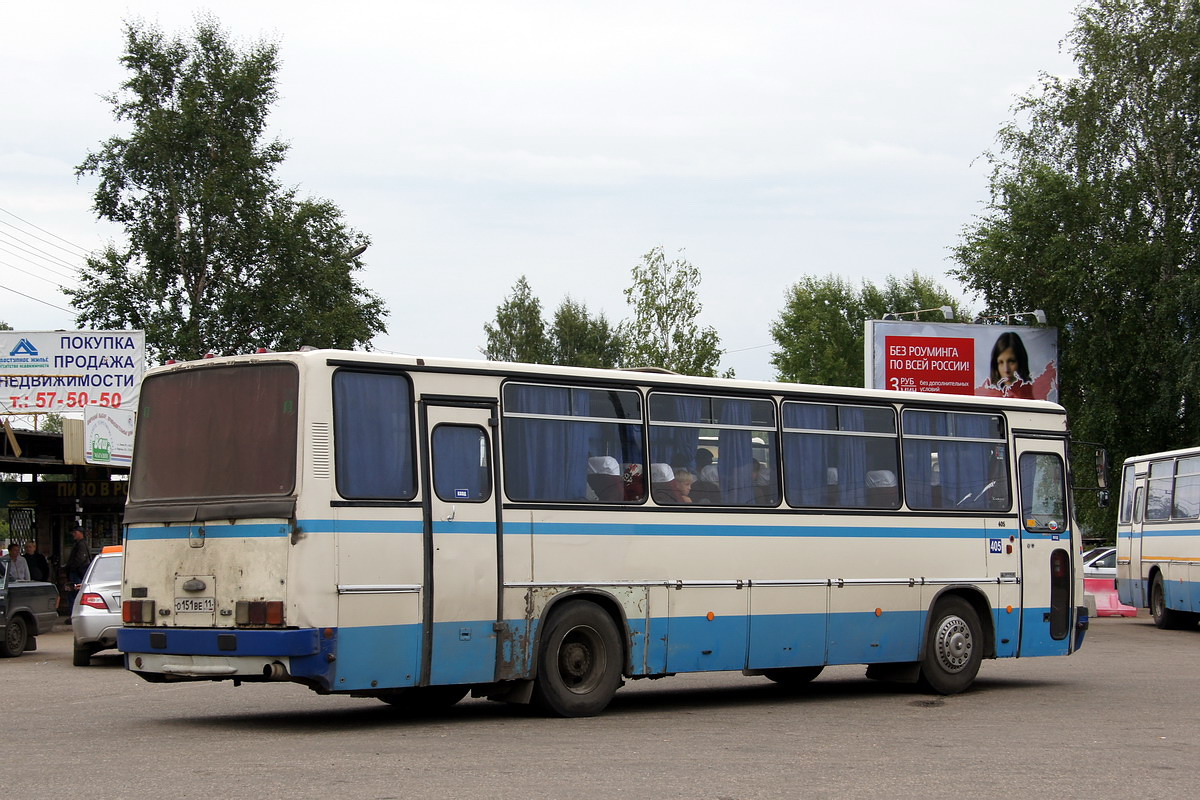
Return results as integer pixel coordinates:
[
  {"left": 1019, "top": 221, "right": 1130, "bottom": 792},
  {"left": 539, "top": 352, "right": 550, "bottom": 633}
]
[
  {"left": 0, "top": 258, "right": 68, "bottom": 287},
  {"left": 0, "top": 242, "right": 80, "bottom": 284},
  {"left": 0, "top": 205, "right": 91, "bottom": 256},
  {"left": 0, "top": 230, "right": 82, "bottom": 276},
  {"left": 725, "top": 342, "right": 773, "bottom": 354},
  {"left": 0, "top": 282, "right": 76, "bottom": 314}
]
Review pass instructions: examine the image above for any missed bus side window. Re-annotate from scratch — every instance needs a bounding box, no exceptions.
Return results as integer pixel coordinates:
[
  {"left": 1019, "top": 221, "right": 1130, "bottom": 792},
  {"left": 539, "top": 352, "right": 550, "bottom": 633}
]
[
  {"left": 1019, "top": 452, "right": 1066, "bottom": 532},
  {"left": 1118, "top": 464, "right": 1136, "bottom": 523},
  {"left": 432, "top": 425, "right": 491, "bottom": 503}
]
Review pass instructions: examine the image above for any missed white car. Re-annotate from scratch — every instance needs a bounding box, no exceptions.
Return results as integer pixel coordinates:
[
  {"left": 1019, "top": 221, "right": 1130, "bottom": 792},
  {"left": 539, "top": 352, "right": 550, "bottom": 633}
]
[{"left": 1082, "top": 546, "right": 1116, "bottom": 578}]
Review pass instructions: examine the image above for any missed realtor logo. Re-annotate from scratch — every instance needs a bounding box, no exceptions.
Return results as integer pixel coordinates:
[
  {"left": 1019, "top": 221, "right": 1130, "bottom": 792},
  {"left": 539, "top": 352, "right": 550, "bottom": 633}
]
[{"left": 8, "top": 339, "right": 38, "bottom": 357}]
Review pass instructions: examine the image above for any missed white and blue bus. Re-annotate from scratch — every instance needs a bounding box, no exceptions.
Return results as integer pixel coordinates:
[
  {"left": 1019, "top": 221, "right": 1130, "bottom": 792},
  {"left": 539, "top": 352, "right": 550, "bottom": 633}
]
[
  {"left": 1116, "top": 447, "right": 1200, "bottom": 628},
  {"left": 118, "top": 349, "right": 1090, "bottom": 716}
]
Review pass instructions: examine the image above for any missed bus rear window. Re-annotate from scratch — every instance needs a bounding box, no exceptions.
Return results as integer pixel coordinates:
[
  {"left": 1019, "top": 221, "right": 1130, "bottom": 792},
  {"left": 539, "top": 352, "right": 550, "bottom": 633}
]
[{"left": 130, "top": 363, "right": 299, "bottom": 501}]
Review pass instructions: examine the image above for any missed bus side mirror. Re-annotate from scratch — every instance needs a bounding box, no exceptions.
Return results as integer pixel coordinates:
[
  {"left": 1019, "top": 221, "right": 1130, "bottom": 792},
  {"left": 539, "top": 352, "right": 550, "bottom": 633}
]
[
  {"left": 1095, "top": 450, "right": 1109, "bottom": 490},
  {"left": 1097, "top": 490, "right": 1110, "bottom": 509}
]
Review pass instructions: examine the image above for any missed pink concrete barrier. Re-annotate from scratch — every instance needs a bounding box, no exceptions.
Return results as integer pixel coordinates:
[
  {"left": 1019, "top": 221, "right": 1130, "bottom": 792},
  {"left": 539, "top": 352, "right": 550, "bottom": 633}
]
[{"left": 1084, "top": 577, "right": 1137, "bottom": 617}]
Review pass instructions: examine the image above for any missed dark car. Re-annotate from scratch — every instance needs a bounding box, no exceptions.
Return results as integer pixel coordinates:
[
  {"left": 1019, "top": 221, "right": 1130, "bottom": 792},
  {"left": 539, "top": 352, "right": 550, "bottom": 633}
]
[{"left": 1, "top": 555, "right": 60, "bottom": 657}]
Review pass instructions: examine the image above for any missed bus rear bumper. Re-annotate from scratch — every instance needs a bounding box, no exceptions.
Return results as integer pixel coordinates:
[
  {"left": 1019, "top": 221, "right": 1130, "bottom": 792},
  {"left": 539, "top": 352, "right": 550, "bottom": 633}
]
[
  {"left": 118, "top": 627, "right": 335, "bottom": 689},
  {"left": 1074, "top": 605, "right": 1089, "bottom": 651}
]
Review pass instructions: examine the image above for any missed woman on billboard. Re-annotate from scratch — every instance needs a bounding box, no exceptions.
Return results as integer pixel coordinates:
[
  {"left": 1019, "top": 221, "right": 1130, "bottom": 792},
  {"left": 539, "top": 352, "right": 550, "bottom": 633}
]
[{"left": 985, "top": 332, "right": 1034, "bottom": 399}]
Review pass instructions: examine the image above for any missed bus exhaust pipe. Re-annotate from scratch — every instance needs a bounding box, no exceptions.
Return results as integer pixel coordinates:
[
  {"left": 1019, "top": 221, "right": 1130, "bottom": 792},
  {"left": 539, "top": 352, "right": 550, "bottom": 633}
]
[{"left": 263, "top": 662, "right": 289, "bottom": 680}]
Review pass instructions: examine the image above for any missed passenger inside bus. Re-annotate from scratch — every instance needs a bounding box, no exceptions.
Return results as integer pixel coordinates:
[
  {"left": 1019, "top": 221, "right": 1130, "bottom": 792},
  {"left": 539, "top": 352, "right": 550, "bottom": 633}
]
[{"left": 586, "top": 456, "right": 624, "bottom": 502}]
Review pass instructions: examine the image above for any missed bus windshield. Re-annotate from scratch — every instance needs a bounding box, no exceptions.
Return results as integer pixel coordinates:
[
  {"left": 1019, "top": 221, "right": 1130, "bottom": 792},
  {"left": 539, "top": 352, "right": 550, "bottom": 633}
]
[{"left": 130, "top": 363, "right": 299, "bottom": 501}]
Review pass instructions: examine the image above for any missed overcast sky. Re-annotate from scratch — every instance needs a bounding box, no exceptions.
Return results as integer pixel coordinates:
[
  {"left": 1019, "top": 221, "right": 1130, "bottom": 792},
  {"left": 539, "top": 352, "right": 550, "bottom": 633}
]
[{"left": 0, "top": 1, "right": 1080, "bottom": 379}]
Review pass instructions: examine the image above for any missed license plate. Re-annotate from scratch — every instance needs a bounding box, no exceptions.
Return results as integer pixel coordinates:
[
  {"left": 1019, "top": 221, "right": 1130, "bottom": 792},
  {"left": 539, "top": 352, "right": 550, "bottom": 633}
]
[{"left": 175, "top": 597, "right": 215, "bottom": 613}]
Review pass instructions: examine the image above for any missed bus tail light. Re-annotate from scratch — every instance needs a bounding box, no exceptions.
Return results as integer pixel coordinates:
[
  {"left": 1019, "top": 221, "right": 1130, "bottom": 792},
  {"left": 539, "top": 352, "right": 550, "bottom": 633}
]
[
  {"left": 1049, "top": 549, "right": 1070, "bottom": 640},
  {"left": 236, "top": 600, "right": 285, "bottom": 627},
  {"left": 123, "top": 599, "right": 156, "bottom": 624},
  {"left": 80, "top": 593, "right": 110, "bottom": 611},
  {"left": 1051, "top": 549, "right": 1069, "bottom": 579}
]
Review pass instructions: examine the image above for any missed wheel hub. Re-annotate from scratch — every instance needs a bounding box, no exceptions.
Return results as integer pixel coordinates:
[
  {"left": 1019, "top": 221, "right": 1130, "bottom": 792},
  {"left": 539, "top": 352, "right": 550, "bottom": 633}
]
[{"left": 935, "top": 616, "right": 972, "bottom": 672}]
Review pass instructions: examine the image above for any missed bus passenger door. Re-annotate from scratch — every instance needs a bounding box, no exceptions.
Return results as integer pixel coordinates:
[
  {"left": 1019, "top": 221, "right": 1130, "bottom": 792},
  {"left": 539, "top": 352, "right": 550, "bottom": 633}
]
[
  {"left": 421, "top": 400, "right": 500, "bottom": 686},
  {"left": 1116, "top": 471, "right": 1145, "bottom": 608},
  {"left": 1015, "top": 439, "right": 1074, "bottom": 656}
]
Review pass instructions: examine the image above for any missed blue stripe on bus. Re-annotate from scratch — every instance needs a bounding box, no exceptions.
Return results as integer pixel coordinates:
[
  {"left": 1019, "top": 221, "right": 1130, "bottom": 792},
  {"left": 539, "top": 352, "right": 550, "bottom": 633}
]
[
  {"left": 125, "top": 518, "right": 1018, "bottom": 541},
  {"left": 125, "top": 523, "right": 291, "bottom": 540}
]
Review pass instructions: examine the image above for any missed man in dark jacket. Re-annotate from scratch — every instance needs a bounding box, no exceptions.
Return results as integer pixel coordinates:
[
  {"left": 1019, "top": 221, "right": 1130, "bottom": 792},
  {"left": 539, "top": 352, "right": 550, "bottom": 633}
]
[
  {"left": 65, "top": 528, "right": 92, "bottom": 588},
  {"left": 22, "top": 541, "right": 50, "bottom": 583}
]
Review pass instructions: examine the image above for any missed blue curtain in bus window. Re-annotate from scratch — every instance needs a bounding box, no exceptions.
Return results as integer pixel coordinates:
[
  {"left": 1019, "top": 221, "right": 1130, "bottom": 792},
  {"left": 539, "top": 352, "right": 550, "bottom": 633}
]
[
  {"left": 783, "top": 404, "right": 831, "bottom": 507},
  {"left": 718, "top": 399, "right": 754, "bottom": 504},
  {"left": 939, "top": 416, "right": 993, "bottom": 509},
  {"left": 833, "top": 407, "right": 869, "bottom": 507},
  {"left": 503, "top": 386, "right": 590, "bottom": 501},
  {"left": 433, "top": 425, "right": 490, "bottom": 502},
  {"left": 333, "top": 371, "right": 415, "bottom": 499},
  {"left": 901, "top": 411, "right": 944, "bottom": 509},
  {"left": 649, "top": 395, "right": 703, "bottom": 469}
]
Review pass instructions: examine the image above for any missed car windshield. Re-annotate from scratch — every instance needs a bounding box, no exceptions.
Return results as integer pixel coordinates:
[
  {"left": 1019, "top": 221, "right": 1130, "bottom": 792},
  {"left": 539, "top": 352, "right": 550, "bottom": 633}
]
[{"left": 87, "top": 556, "right": 123, "bottom": 584}]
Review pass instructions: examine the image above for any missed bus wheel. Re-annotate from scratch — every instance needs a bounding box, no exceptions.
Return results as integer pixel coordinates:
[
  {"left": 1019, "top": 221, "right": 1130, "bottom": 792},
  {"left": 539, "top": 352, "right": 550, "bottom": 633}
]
[
  {"left": 532, "top": 600, "right": 623, "bottom": 717},
  {"left": 1, "top": 617, "right": 28, "bottom": 658},
  {"left": 377, "top": 685, "right": 469, "bottom": 713},
  {"left": 762, "top": 666, "right": 824, "bottom": 686},
  {"left": 918, "top": 597, "right": 982, "bottom": 695},
  {"left": 1150, "top": 574, "right": 1191, "bottom": 630}
]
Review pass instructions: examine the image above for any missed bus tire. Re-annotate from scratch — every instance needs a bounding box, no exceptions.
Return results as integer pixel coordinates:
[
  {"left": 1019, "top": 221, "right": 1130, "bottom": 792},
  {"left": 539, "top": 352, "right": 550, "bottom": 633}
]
[
  {"left": 918, "top": 596, "right": 982, "bottom": 695},
  {"left": 1150, "top": 574, "right": 1191, "bottom": 630},
  {"left": 532, "top": 600, "right": 623, "bottom": 717},
  {"left": 1, "top": 616, "right": 28, "bottom": 658},
  {"left": 762, "top": 666, "right": 824, "bottom": 686}
]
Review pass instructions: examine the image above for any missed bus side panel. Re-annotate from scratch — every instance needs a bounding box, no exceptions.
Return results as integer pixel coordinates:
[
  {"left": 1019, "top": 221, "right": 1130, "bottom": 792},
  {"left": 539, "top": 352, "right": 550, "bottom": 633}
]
[
  {"left": 827, "top": 585, "right": 922, "bottom": 664},
  {"left": 332, "top": 607, "right": 422, "bottom": 690},
  {"left": 666, "top": 587, "right": 748, "bottom": 672},
  {"left": 747, "top": 587, "right": 828, "bottom": 670}
]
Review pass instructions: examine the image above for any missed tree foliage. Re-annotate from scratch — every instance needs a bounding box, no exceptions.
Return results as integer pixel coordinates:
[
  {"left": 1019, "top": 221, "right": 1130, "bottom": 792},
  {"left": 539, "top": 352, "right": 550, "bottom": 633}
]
[
  {"left": 952, "top": 0, "right": 1200, "bottom": 531},
  {"left": 771, "top": 272, "right": 963, "bottom": 386},
  {"left": 70, "top": 16, "right": 386, "bottom": 361},
  {"left": 620, "top": 247, "right": 727, "bottom": 377},
  {"left": 482, "top": 276, "right": 549, "bottom": 363},
  {"left": 548, "top": 297, "right": 624, "bottom": 369},
  {"left": 482, "top": 277, "right": 623, "bottom": 368}
]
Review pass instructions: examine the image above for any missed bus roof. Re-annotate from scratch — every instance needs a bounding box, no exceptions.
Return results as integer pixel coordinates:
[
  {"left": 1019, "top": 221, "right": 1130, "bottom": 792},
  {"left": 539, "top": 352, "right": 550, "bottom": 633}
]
[{"left": 144, "top": 348, "right": 1067, "bottom": 417}]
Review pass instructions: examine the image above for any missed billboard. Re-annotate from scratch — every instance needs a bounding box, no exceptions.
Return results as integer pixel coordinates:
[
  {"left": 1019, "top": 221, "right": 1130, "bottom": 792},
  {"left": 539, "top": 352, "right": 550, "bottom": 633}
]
[
  {"left": 0, "top": 330, "right": 145, "bottom": 413},
  {"left": 864, "top": 320, "right": 1058, "bottom": 403},
  {"left": 84, "top": 405, "right": 136, "bottom": 466}
]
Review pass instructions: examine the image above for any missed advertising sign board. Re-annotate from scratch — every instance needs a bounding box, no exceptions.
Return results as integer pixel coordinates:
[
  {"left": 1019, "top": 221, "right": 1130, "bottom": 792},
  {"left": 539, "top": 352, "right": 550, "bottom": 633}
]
[
  {"left": 864, "top": 320, "right": 1058, "bottom": 403},
  {"left": 84, "top": 405, "right": 136, "bottom": 466},
  {"left": 0, "top": 330, "right": 145, "bottom": 413}
]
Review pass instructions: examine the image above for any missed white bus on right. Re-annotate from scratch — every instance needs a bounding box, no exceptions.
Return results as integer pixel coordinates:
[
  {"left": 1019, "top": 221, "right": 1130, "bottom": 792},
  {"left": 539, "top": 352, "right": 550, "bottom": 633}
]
[{"left": 1116, "top": 447, "right": 1200, "bottom": 628}]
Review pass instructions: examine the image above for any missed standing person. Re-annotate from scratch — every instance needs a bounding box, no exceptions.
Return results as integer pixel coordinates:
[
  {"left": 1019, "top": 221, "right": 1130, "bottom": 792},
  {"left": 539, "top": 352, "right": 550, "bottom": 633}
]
[
  {"left": 22, "top": 541, "right": 49, "bottom": 583},
  {"left": 65, "top": 527, "right": 93, "bottom": 589},
  {"left": 4, "top": 543, "right": 31, "bottom": 582}
]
